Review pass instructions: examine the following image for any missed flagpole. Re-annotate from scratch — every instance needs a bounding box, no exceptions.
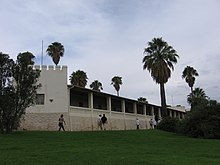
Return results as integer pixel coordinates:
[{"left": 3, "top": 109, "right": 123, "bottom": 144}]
[{"left": 41, "top": 40, "right": 43, "bottom": 66}]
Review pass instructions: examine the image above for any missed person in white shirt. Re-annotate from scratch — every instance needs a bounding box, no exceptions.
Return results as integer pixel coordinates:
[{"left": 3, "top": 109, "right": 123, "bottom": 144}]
[
  {"left": 136, "top": 118, "right": 140, "bottom": 130},
  {"left": 149, "top": 119, "right": 154, "bottom": 129},
  {"left": 97, "top": 114, "right": 102, "bottom": 130},
  {"left": 58, "top": 114, "right": 66, "bottom": 131}
]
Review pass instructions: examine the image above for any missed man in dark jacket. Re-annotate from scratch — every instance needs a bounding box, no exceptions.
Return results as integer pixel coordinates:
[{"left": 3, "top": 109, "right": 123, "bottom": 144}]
[{"left": 101, "top": 114, "right": 107, "bottom": 130}]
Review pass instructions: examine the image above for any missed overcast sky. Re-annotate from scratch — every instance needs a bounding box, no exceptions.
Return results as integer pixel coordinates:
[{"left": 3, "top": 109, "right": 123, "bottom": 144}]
[{"left": 1, "top": 0, "right": 220, "bottom": 108}]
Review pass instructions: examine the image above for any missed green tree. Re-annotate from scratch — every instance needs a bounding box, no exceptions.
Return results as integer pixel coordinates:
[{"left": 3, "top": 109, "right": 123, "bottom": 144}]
[
  {"left": 0, "top": 53, "right": 14, "bottom": 90},
  {"left": 187, "top": 87, "right": 208, "bottom": 108},
  {"left": 90, "top": 80, "right": 103, "bottom": 91},
  {"left": 0, "top": 53, "right": 14, "bottom": 133},
  {"left": 137, "top": 97, "right": 148, "bottom": 103},
  {"left": 182, "top": 66, "right": 199, "bottom": 92},
  {"left": 143, "top": 37, "right": 179, "bottom": 117},
  {"left": 46, "top": 42, "right": 64, "bottom": 65},
  {"left": 111, "top": 76, "right": 122, "bottom": 96},
  {"left": 181, "top": 98, "right": 220, "bottom": 139},
  {"left": 70, "top": 70, "right": 88, "bottom": 87},
  {"left": 0, "top": 52, "right": 40, "bottom": 133}
]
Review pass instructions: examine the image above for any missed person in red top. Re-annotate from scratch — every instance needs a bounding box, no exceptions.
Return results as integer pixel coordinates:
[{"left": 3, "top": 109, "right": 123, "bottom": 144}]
[{"left": 58, "top": 114, "right": 66, "bottom": 131}]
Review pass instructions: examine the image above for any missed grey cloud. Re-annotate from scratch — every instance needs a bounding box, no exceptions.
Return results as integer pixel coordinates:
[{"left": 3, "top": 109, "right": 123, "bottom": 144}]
[{"left": 1, "top": 0, "right": 220, "bottom": 108}]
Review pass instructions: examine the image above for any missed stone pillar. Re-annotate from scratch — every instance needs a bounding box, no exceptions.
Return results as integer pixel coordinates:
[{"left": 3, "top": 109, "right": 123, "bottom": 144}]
[
  {"left": 177, "top": 112, "right": 180, "bottom": 119},
  {"left": 107, "top": 96, "right": 112, "bottom": 130},
  {"left": 158, "top": 108, "right": 161, "bottom": 119},
  {"left": 143, "top": 104, "right": 146, "bottom": 116},
  {"left": 182, "top": 113, "right": 185, "bottom": 119},
  {"left": 170, "top": 110, "right": 173, "bottom": 117},
  {"left": 107, "top": 96, "right": 111, "bottom": 111},
  {"left": 174, "top": 111, "right": 176, "bottom": 118},
  {"left": 122, "top": 100, "right": 125, "bottom": 113},
  {"left": 88, "top": 92, "right": 94, "bottom": 130},
  {"left": 88, "top": 92, "right": 93, "bottom": 109},
  {"left": 143, "top": 104, "right": 147, "bottom": 129},
  {"left": 151, "top": 106, "right": 154, "bottom": 117},
  {"left": 134, "top": 102, "right": 137, "bottom": 114},
  {"left": 122, "top": 100, "right": 126, "bottom": 130}
]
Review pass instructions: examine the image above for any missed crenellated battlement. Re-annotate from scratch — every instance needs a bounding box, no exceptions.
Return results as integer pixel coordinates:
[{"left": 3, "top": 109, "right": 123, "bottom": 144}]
[
  {"left": 26, "top": 64, "right": 69, "bottom": 116},
  {"left": 32, "top": 65, "right": 68, "bottom": 88},
  {"left": 33, "top": 65, "right": 67, "bottom": 71}
]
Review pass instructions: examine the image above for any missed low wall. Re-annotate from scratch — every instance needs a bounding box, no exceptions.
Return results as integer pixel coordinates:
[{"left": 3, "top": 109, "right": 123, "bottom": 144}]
[
  {"left": 20, "top": 112, "right": 69, "bottom": 131},
  {"left": 69, "top": 106, "right": 153, "bottom": 131},
  {"left": 20, "top": 107, "right": 153, "bottom": 131}
]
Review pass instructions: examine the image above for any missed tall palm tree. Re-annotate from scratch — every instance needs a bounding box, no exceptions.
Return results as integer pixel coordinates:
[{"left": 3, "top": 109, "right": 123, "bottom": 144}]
[
  {"left": 46, "top": 42, "right": 64, "bottom": 65},
  {"left": 182, "top": 66, "right": 199, "bottom": 93},
  {"left": 69, "top": 70, "right": 88, "bottom": 87},
  {"left": 90, "top": 80, "right": 103, "bottom": 91},
  {"left": 111, "top": 76, "right": 122, "bottom": 96},
  {"left": 143, "top": 37, "right": 179, "bottom": 117},
  {"left": 187, "top": 87, "right": 207, "bottom": 108}
]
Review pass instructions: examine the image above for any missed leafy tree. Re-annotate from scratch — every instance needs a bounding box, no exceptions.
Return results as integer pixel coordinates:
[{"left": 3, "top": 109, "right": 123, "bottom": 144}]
[
  {"left": 0, "top": 53, "right": 14, "bottom": 133},
  {"left": 137, "top": 97, "right": 148, "bottom": 103},
  {"left": 187, "top": 87, "right": 208, "bottom": 108},
  {"left": 111, "top": 76, "right": 122, "bottom": 96},
  {"left": 0, "top": 52, "right": 40, "bottom": 133},
  {"left": 182, "top": 66, "right": 199, "bottom": 92},
  {"left": 143, "top": 37, "right": 179, "bottom": 117},
  {"left": 90, "top": 80, "right": 103, "bottom": 91},
  {"left": 181, "top": 98, "right": 220, "bottom": 139},
  {"left": 0, "top": 53, "right": 14, "bottom": 89},
  {"left": 70, "top": 70, "right": 88, "bottom": 87},
  {"left": 46, "top": 42, "right": 64, "bottom": 65}
]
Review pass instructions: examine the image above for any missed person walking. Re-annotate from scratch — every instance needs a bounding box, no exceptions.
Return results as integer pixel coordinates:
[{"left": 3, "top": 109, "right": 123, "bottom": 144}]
[
  {"left": 101, "top": 114, "right": 107, "bottom": 130},
  {"left": 149, "top": 119, "right": 154, "bottom": 129},
  {"left": 136, "top": 118, "right": 140, "bottom": 130},
  {"left": 58, "top": 114, "right": 66, "bottom": 131},
  {"left": 97, "top": 114, "right": 103, "bottom": 130}
]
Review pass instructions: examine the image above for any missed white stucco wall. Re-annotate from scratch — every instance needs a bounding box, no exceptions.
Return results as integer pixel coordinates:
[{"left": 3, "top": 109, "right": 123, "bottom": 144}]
[
  {"left": 68, "top": 106, "right": 152, "bottom": 131},
  {"left": 26, "top": 65, "right": 68, "bottom": 113},
  {"left": 20, "top": 65, "right": 69, "bottom": 131}
]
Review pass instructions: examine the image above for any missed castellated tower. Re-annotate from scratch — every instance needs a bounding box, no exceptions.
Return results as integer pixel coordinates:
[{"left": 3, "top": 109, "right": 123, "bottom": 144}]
[{"left": 22, "top": 65, "right": 69, "bottom": 130}]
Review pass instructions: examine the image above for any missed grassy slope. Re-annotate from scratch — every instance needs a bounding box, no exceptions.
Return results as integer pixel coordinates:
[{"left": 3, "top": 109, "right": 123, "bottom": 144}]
[{"left": 0, "top": 130, "right": 220, "bottom": 165}]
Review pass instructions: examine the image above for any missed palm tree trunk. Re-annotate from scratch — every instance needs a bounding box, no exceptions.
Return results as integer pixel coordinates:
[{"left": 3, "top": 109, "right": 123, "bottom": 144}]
[
  {"left": 160, "top": 83, "right": 167, "bottom": 117},
  {"left": 190, "top": 87, "right": 194, "bottom": 110},
  {"left": 117, "top": 91, "right": 119, "bottom": 96}
]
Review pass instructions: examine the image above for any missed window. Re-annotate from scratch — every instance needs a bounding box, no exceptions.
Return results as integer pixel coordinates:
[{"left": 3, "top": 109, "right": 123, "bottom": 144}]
[
  {"left": 146, "top": 106, "right": 151, "bottom": 115},
  {"left": 111, "top": 97, "right": 122, "bottom": 112},
  {"left": 125, "top": 100, "right": 134, "bottom": 113},
  {"left": 36, "top": 94, "right": 45, "bottom": 105},
  {"left": 70, "top": 89, "right": 89, "bottom": 108},
  {"left": 93, "top": 94, "right": 107, "bottom": 110},
  {"left": 137, "top": 104, "right": 144, "bottom": 114}
]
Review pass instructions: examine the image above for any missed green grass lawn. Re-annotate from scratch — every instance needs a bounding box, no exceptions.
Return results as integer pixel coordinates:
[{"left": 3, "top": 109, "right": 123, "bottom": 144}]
[{"left": 0, "top": 130, "right": 220, "bottom": 165}]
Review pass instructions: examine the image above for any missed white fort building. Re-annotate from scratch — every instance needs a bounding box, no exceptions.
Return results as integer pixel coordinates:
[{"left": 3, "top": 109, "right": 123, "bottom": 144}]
[{"left": 20, "top": 65, "right": 186, "bottom": 131}]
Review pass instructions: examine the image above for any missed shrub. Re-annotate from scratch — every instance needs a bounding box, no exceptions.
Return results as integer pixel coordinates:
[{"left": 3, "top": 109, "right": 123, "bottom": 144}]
[
  {"left": 202, "top": 115, "right": 220, "bottom": 138},
  {"left": 157, "top": 117, "right": 180, "bottom": 133},
  {"left": 180, "top": 104, "right": 220, "bottom": 139}
]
